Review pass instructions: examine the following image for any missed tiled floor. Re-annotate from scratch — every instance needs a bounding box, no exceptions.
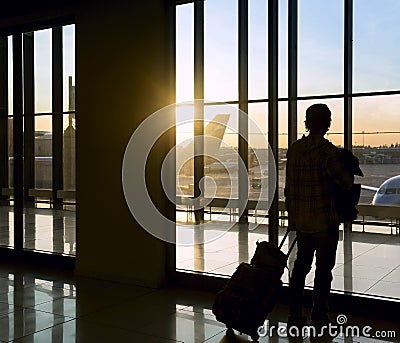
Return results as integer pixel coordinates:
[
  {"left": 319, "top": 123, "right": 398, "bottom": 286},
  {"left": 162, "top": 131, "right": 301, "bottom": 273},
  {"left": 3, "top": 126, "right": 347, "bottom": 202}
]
[
  {"left": 176, "top": 216, "right": 400, "bottom": 300},
  {"left": 1, "top": 205, "right": 399, "bottom": 300},
  {"left": 0, "top": 266, "right": 398, "bottom": 342}
]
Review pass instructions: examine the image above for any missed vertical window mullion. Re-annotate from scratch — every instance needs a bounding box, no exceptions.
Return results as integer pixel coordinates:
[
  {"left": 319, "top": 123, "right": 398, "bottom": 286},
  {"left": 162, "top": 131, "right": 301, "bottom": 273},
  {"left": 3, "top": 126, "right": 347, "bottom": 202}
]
[
  {"left": 238, "top": 0, "right": 249, "bottom": 223},
  {"left": 288, "top": 0, "right": 297, "bottom": 146},
  {"left": 52, "top": 27, "right": 63, "bottom": 208},
  {"left": 344, "top": 0, "right": 353, "bottom": 235},
  {"left": 344, "top": 0, "right": 353, "bottom": 150},
  {"left": 23, "top": 32, "right": 35, "bottom": 205},
  {"left": 268, "top": 0, "right": 279, "bottom": 246},
  {"left": 194, "top": 0, "right": 204, "bottom": 223},
  {"left": 167, "top": 3, "right": 177, "bottom": 283},
  {"left": 0, "top": 37, "right": 8, "bottom": 205},
  {"left": 13, "top": 33, "right": 23, "bottom": 250}
]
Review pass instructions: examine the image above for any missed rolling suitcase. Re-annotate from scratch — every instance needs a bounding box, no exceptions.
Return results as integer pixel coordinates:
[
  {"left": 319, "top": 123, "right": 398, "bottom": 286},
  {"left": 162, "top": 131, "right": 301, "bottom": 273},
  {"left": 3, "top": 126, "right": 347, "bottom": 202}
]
[{"left": 212, "top": 229, "right": 297, "bottom": 342}]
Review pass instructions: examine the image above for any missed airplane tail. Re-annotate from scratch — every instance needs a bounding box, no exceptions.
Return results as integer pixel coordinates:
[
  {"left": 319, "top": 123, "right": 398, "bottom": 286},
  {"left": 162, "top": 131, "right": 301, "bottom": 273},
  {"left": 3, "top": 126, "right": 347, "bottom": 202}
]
[
  {"left": 204, "top": 114, "right": 230, "bottom": 156},
  {"left": 204, "top": 114, "right": 230, "bottom": 141},
  {"left": 177, "top": 113, "right": 230, "bottom": 171}
]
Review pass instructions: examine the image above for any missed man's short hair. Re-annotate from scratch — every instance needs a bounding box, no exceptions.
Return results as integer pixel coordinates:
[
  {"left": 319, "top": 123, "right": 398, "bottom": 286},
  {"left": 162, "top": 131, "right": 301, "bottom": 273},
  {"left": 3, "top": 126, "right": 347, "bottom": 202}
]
[{"left": 305, "top": 103, "right": 331, "bottom": 134}]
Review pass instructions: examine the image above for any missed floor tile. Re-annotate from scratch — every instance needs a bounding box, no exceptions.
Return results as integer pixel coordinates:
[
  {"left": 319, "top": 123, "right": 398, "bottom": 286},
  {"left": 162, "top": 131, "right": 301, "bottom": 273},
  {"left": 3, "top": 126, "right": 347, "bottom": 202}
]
[
  {"left": 0, "top": 308, "right": 69, "bottom": 342},
  {"left": 382, "top": 268, "right": 400, "bottom": 283},
  {"left": 366, "top": 281, "right": 400, "bottom": 299},
  {"left": 351, "top": 254, "right": 399, "bottom": 268},
  {"left": 7, "top": 283, "right": 74, "bottom": 308},
  {"left": 79, "top": 298, "right": 182, "bottom": 331},
  {"left": 137, "top": 288, "right": 215, "bottom": 310},
  {"left": 331, "top": 276, "right": 379, "bottom": 294},
  {"left": 29, "top": 296, "right": 79, "bottom": 318},
  {"left": 12, "top": 319, "right": 182, "bottom": 343},
  {"left": 33, "top": 280, "right": 154, "bottom": 318},
  {"left": 136, "top": 309, "right": 226, "bottom": 342},
  {"left": 209, "top": 262, "right": 239, "bottom": 275},
  {"left": 177, "top": 259, "right": 238, "bottom": 274},
  {"left": 0, "top": 302, "right": 22, "bottom": 317},
  {"left": 333, "top": 264, "right": 393, "bottom": 280},
  {"left": 72, "top": 276, "right": 154, "bottom": 304},
  {"left": 0, "top": 276, "right": 49, "bottom": 295}
]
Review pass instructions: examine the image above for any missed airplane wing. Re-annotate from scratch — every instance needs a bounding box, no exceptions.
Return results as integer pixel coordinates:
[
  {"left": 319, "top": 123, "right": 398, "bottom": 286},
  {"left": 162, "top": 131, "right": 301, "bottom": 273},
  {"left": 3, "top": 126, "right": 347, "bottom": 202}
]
[{"left": 361, "top": 185, "right": 379, "bottom": 192}]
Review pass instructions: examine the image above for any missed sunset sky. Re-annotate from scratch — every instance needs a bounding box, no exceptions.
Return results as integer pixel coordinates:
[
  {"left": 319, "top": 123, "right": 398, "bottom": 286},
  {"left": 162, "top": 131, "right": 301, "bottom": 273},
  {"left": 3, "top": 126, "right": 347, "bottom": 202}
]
[
  {"left": 7, "top": 25, "right": 75, "bottom": 131},
  {"left": 6, "top": 2, "right": 400, "bottom": 148},
  {"left": 176, "top": 0, "right": 400, "bottom": 148}
]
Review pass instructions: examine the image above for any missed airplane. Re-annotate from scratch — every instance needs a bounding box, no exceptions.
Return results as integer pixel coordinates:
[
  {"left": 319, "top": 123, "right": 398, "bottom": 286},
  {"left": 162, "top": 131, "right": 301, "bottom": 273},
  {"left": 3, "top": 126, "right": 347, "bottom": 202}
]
[
  {"left": 176, "top": 113, "right": 231, "bottom": 176},
  {"left": 362, "top": 175, "right": 400, "bottom": 206},
  {"left": 176, "top": 113, "right": 270, "bottom": 197},
  {"left": 177, "top": 114, "right": 232, "bottom": 195}
]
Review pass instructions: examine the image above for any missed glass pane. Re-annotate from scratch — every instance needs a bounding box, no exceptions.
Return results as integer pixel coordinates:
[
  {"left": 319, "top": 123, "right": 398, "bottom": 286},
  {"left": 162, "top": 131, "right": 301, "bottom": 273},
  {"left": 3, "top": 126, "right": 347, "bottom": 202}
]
[
  {"left": 278, "top": 101, "right": 288, "bottom": 201},
  {"left": 279, "top": 101, "right": 288, "bottom": 150},
  {"left": 204, "top": 0, "right": 238, "bottom": 101},
  {"left": 176, "top": 4, "right": 194, "bottom": 103},
  {"left": 34, "top": 116, "right": 52, "bottom": 189},
  {"left": 203, "top": 104, "right": 238, "bottom": 199},
  {"left": 298, "top": 0, "right": 343, "bottom": 96},
  {"left": 249, "top": 0, "right": 267, "bottom": 100},
  {"left": 354, "top": 0, "right": 400, "bottom": 92},
  {"left": 63, "top": 25, "right": 75, "bottom": 112},
  {"left": 353, "top": 95, "right": 400, "bottom": 206},
  {"left": 279, "top": 0, "right": 288, "bottom": 98},
  {"left": 297, "top": 99, "right": 344, "bottom": 147},
  {"left": 176, "top": 104, "right": 194, "bottom": 200},
  {"left": 34, "top": 29, "right": 52, "bottom": 113},
  {"left": 248, "top": 102, "right": 267, "bottom": 201}
]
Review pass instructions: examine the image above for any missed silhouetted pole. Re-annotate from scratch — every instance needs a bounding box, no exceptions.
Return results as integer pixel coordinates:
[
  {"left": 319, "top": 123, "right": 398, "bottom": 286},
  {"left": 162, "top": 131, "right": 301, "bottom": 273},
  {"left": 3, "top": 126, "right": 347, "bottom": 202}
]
[{"left": 268, "top": 0, "right": 279, "bottom": 246}]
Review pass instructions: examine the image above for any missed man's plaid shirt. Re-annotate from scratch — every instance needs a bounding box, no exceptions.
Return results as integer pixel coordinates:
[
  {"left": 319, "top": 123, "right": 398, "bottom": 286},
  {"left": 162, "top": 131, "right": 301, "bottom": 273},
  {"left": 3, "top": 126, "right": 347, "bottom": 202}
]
[{"left": 284, "top": 135, "right": 353, "bottom": 233}]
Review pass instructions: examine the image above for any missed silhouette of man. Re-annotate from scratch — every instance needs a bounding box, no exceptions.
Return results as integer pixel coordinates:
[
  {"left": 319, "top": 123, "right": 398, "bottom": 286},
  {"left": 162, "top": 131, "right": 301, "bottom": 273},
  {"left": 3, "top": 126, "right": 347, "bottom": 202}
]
[{"left": 284, "top": 104, "right": 352, "bottom": 330}]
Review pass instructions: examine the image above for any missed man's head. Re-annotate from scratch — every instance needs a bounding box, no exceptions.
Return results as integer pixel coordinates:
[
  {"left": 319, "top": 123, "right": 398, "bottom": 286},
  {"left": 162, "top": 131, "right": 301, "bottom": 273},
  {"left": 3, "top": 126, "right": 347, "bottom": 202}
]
[{"left": 305, "top": 103, "right": 331, "bottom": 135}]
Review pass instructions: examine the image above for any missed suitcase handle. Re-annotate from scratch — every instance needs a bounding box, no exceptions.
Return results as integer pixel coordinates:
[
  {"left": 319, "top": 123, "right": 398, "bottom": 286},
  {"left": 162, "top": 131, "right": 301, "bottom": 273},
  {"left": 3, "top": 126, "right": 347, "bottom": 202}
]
[{"left": 278, "top": 229, "right": 297, "bottom": 257}]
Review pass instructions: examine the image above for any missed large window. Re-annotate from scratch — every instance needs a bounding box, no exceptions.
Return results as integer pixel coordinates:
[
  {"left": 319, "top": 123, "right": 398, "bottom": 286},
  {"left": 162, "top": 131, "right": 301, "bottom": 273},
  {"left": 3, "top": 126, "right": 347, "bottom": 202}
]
[
  {"left": 175, "top": 0, "right": 400, "bottom": 301},
  {"left": 0, "top": 24, "right": 76, "bottom": 257}
]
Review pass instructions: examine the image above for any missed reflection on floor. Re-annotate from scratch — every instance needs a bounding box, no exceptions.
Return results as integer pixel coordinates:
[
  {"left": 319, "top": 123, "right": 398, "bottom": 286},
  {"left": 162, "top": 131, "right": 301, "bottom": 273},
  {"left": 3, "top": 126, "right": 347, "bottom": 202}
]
[
  {"left": 0, "top": 266, "right": 398, "bottom": 342},
  {"left": 0, "top": 206, "right": 76, "bottom": 256},
  {"left": 176, "top": 214, "right": 400, "bottom": 300},
  {"left": 1, "top": 204, "right": 398, "bottom": 300}
]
